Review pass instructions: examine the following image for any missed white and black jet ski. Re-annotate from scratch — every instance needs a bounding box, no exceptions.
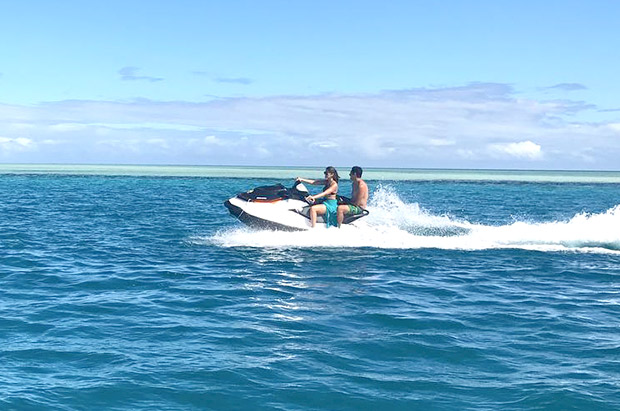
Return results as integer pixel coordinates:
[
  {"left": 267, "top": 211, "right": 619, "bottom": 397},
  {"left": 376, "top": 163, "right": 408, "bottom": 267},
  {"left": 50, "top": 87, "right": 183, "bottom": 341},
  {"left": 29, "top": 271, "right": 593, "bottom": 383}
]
[{"left": 224, "top": 181, "right": 369, "bottom": 231}]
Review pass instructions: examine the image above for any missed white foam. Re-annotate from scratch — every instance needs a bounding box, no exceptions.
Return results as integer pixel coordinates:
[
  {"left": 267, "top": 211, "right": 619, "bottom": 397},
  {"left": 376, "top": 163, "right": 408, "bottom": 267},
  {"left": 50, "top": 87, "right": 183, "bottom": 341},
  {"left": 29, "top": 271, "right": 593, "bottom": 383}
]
[{"left": 205, "top": 186, "right": 620, "bottom": 254}]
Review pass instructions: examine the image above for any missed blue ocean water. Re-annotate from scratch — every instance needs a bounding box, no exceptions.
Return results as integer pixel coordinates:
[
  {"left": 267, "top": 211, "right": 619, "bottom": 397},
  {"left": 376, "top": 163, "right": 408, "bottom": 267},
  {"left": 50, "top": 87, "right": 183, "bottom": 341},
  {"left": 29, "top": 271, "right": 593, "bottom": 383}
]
[{"left": 1, "top": 169, "right": 620, "bottom": 410}]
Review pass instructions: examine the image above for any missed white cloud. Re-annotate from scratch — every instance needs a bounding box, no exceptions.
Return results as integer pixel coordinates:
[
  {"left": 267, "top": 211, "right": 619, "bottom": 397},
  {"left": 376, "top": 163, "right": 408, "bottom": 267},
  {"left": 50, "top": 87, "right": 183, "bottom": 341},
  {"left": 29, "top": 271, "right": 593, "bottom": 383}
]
[
  {"left": 41, "top": 139, "right": 67, "bottom": 145},
  {"left": 256, "top": 146, "right": 271, "bottom": 158},
  {"left": 0, "top": 136, "right": 36, "bottom": 153},
  {"left": 488, "top": 141, "right": 543, "bottom": 160},
  {"left": 146, "top": 138, "right": 170, "bottom": 149},
  {"left": 0, "top": 83, "right": 619, "bottom": 169},
  {"left": 204, "top": 135, "right": 225, "bottom": 146},
  {"left": 428, "top": 138, "right": 455, "bottom": 147},
  {"left": 457, "top": 149, "right": 476, "bottom": 159},
  {"left": 309, "top": 141, "right": 339, "bottom": 149}
]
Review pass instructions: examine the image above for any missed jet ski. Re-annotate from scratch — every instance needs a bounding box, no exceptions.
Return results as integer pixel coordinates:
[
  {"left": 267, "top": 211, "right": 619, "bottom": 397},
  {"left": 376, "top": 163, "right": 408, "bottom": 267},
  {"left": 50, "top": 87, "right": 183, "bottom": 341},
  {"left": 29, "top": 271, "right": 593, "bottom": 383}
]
[{"left": 224, "top": 181, "right": 369, "bottom": 231}]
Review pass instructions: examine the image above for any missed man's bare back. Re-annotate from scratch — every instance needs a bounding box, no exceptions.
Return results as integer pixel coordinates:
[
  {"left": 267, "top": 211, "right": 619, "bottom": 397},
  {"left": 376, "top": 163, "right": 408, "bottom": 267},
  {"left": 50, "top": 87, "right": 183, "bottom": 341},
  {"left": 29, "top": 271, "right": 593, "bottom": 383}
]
[{"left": 351, "top": 178, "right": 368, "bottom": 209}]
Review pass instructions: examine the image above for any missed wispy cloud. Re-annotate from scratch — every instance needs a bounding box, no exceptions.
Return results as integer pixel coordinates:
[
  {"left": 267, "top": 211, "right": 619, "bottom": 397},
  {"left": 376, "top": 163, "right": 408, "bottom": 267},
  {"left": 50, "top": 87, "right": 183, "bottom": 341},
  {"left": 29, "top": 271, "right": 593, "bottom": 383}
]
[
  {"left": 192, "top": 71, "right": 253, "bottom": 85},
  {"left": 214, "top": 77, "right": 253, "bottom": 85},
  {"left": 544, "top": 83, "right": 588, "bottom": 91},
  {"left": 118, "top": 66, "right": 163, "bottom": 82},
  {"left": 0, "top": 83, "right": 618, "bottom": 169},
  {"left": 192, "top": 70, "right": 254, "bottom": 86}
]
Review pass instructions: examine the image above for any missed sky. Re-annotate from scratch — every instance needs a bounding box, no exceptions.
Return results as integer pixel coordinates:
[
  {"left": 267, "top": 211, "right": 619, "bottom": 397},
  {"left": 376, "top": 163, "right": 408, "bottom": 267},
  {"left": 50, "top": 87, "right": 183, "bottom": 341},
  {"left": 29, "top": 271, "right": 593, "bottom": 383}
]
[{"left": 1, "top": 0, "right": 619, "bottom": 170}]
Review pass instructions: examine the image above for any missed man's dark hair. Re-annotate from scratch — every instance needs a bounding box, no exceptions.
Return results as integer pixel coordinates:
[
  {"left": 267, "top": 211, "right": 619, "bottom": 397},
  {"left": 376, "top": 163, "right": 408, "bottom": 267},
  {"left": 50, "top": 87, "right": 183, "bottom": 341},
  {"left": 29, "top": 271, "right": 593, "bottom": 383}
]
[{"left": 351, "top": 166, "right": 363, "bottom": 178}]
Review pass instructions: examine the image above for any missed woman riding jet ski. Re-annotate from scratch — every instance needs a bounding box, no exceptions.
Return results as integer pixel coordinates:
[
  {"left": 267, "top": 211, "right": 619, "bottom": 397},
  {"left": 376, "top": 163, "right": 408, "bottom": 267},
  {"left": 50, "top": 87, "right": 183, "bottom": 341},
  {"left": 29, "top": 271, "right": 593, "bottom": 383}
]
[{"left": 224, "top": 180, "right": 369, "bottom": 231}]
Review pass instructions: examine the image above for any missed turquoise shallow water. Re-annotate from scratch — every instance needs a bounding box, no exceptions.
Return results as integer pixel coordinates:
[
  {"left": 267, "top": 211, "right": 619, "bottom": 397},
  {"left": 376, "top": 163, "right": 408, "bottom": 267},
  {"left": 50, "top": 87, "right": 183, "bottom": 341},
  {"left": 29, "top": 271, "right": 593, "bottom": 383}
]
[
  {"left": 1, "top": 168, "right": 620, "bottom": 410},
  {"left": 2, "top": 164, "right": 620, "bottom": 183}
]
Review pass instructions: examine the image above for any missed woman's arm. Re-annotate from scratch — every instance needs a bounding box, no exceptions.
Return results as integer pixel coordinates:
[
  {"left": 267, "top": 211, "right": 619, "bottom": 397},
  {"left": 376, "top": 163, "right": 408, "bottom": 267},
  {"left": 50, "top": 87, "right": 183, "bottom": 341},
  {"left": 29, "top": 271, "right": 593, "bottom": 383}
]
[
  {"left": 296, "top": 177, "right": 325, "bottom": 186},
  {"left": 307, "top": 182, "right": 338, "bottom": 202}
]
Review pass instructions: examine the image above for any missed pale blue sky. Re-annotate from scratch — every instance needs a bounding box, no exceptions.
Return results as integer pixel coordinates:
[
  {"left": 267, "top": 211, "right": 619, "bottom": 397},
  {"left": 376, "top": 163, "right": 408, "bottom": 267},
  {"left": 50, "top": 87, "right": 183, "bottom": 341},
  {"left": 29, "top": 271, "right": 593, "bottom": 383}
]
[{"left": 1, "top": 0, "right": 619, "bottom": 169}]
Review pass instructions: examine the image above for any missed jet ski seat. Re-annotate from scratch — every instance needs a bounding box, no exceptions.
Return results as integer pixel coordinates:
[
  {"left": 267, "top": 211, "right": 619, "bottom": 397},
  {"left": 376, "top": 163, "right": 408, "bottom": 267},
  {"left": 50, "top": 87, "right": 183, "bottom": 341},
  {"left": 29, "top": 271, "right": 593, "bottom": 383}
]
[{"left": 238, "top": 184, "right": 289, "bottom": 202}]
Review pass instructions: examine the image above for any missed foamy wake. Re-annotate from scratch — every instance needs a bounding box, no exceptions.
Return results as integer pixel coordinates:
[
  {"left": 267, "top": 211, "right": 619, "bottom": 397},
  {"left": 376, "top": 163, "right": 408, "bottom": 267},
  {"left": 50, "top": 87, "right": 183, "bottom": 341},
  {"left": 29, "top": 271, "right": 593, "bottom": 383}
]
[{"left": 202, "top": 186, "right": 620, "bottom": 253}]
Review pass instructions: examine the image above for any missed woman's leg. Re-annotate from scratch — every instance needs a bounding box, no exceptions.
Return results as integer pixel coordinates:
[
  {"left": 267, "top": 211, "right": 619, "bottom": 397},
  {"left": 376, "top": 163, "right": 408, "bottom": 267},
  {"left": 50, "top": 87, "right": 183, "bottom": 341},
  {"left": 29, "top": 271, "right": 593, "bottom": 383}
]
[{"left": 309, "top": 204, "right": 326, "bottom": 228}]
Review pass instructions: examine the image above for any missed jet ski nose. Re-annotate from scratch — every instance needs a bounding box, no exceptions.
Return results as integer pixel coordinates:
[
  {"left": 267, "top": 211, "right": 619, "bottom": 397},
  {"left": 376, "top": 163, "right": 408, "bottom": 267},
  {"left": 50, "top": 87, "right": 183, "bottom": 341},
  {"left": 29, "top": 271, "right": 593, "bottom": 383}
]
[{"left": 224, "top": 199, "right": 242, "bottom": 218}]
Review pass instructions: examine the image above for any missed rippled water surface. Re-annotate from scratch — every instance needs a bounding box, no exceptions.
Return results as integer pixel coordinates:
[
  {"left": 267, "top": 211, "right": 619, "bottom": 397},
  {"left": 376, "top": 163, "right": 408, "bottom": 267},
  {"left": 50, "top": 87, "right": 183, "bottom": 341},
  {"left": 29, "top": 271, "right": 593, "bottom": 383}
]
[{"left": 1, "top": 172, "right": 619, "bottom": 410}]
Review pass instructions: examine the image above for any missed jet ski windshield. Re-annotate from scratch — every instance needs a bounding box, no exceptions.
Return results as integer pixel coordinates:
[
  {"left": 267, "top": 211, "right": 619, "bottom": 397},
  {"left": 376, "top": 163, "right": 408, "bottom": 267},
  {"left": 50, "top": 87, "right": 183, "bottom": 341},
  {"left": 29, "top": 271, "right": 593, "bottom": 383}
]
[{"left": 290, "top": 181, "right": 310, "bottom": 200}]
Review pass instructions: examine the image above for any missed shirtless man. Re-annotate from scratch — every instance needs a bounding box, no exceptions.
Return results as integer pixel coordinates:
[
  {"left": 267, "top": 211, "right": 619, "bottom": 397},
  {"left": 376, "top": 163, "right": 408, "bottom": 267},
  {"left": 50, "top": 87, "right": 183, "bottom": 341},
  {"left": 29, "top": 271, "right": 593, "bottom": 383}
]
[{"left": 337, "top": 166, "right": 368, "bottom": 227}]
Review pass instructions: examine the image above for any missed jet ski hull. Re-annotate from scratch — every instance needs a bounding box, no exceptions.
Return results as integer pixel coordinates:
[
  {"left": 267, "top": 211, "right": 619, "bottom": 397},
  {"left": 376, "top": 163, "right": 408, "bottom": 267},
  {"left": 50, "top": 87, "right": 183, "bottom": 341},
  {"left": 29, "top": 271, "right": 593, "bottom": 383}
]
[{"left": 224, "top": 199, "right": 306, "bottom": 231}]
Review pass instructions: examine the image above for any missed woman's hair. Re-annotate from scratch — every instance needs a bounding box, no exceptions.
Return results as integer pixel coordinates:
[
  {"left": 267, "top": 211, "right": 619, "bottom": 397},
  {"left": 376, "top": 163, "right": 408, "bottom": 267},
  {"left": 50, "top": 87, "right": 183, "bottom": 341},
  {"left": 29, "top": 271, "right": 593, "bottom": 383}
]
[{"left": 325, "top": 166, "right": 339, "bottom": 182}]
